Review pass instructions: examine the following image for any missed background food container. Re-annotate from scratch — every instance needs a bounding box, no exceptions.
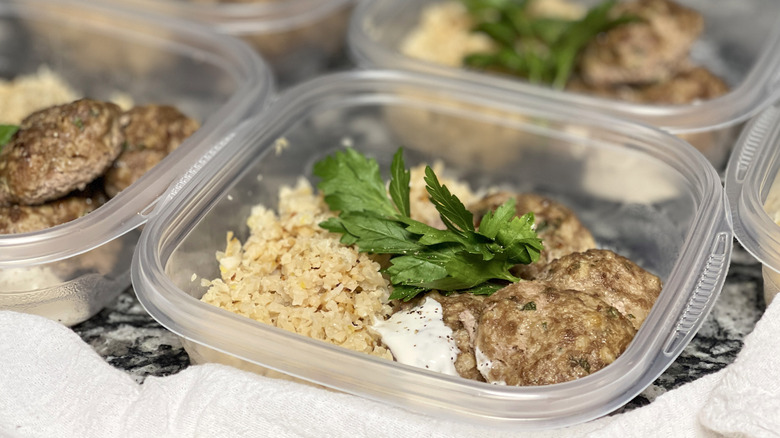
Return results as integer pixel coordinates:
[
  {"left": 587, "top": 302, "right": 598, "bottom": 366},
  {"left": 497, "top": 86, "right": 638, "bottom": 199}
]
[
  {"left": 348, "top": 0, "right": 780, "bottom": 168},
  {"left": 97, "top": 0, "right": 355, "bottom": 87},
  {"left": 133, "top": 69, "right": 732, "bottom": 429},
  {"left": 0, "top": 0, "right": 274, "bottom": 325},
  {"left": 725, "top": 102, "right": 780, "bottom": 307}
]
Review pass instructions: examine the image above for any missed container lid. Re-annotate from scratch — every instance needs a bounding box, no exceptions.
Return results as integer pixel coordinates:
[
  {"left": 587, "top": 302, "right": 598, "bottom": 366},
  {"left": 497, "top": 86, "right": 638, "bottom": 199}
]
[
  {"left": 96, "top": 0, "right": 355, "bottom": 34},
  {"left": 0, "top": 0, "right": 275, "bottom": 267}
]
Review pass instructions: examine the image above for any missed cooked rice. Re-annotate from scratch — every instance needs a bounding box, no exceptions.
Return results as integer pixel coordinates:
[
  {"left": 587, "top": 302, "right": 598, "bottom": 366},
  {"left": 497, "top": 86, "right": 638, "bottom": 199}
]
[
  {"left": 0, "top": 66, "right": 79, "bottom": 124},
  {"left": 0, "top": 66, "right": 135, "bottom": 125},
  {"left": 201, "top": 163, "right": 478, "bottom": 357},
  {"left": 400, "top": 2, "right": 494, "bottom": 67}
]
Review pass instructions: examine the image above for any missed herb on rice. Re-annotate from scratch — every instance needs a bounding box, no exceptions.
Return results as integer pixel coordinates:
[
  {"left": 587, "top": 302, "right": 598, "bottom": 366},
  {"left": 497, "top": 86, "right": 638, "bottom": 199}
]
[
  {"left": 0, "top": 125, "right": 19, "bottom": 150},
  {"left": 461, "top": 0, "right": 638, "bottom": 89},
  {"left": 314, "top": 147, "right": 543, "bottom": 302}
]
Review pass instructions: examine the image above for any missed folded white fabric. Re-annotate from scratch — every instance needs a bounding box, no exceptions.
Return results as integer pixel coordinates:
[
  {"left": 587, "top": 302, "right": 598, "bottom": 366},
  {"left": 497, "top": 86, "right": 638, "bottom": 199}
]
[
  {"left": 0, "top": 301, "right": 777, "bottom": 438},
  {"left": 699, "top": 297, "right": 780, "bottom": 437}
]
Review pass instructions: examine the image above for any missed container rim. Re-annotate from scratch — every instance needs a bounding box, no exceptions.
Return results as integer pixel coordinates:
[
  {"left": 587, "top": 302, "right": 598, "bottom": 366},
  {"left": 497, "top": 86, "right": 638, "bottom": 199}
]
[
  {"left": 97, "top": 0, "right": 355, "bottom": 34},
  {"left": 0, "top": 0, "right": 275, "bottom": 267},
  {"left": 725, "top": 102, "right": 780, "bottom": 273},
  {"left": 133, "top": 69, "right": 732, "bottom": 429},
  {"left": 348, "top": 0, "right": 780, "bottom": 134}
]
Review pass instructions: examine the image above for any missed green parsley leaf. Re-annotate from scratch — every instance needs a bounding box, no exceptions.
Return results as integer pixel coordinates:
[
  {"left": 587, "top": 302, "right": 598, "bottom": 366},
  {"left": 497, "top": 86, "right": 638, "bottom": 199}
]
[
  {"left": 461, "top": 0, "right": 639, "bottom": 89},
  {"left": 0, "top": 124, "right": 19, "bottom": 150},
  {"left": 389, "top": 148, "right": 411, "bottom": 217},
  {"left": 315, "top": 147, "right": 542, "bottom": 301},
  {"left": 313, "top": 148, "right": 397, "bottom": 217},
  {"left": 424, "top": 166, "right": 475, "bottom": 234}
]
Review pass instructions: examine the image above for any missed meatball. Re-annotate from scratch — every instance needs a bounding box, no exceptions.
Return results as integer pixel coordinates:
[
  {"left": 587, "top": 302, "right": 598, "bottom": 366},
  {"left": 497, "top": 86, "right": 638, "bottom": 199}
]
[
  {"left": 429, "top": 291, "right": 487, "bottom": 381},
  {"left": 104, "top": 105, "right": 199, "bottom": 197},
  {"left": 470, "top": 192, "right": 597, "bottom": 279},
  {"left": 535, "top": 249, "right": 662, "bottom": 330},
  {"left": 634, "top": 66, "right": 729, "bottom": 104},
  {"left": 474, "top": 281, "right": 636, "bottom": 386},
  {"left": 568, "top": 66, "right": 729, "bottom": 105},
  {"left": 578, "top": 0, "right": 704, "bottom": 87},
  {"left": 0, "top": 185, "right": 108, "bottom": 234},
  {"left": 0, "top": 99, "right": 123, "bottom": 206}
]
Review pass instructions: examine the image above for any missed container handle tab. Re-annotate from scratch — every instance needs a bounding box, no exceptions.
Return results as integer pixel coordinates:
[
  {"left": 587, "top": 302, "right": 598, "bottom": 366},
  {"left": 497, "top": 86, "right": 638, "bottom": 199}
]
[
  {"left": 734, "top": 105, "right": 780, "bottom": 183},
  {"left": 662, "top": 231, "right": 731, "bottom": 356}
]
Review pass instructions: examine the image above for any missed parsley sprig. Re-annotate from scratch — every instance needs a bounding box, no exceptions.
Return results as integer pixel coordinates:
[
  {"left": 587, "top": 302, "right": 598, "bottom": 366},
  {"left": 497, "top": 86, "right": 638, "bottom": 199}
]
[
  {"left": 461, "top": 0, "right": 638, "bottom": 89},
  {"left": 0, "top": 124, "right": 19, "bottom": 151},
  {"left": 314, "top": 147, "right": 543, "bottom": 301}
]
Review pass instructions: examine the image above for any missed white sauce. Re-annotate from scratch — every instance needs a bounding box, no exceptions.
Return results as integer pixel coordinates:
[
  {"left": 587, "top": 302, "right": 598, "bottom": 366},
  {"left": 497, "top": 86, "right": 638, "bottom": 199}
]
[
  {"left": 475, "top": 346, "right": 506, "bottom": 385},
  {"left": 373, "top": 297, "right": 460, "bottom": 376}
]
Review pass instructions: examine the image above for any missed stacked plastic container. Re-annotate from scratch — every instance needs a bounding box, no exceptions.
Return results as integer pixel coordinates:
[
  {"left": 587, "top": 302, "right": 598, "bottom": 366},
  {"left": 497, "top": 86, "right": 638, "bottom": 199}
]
[
  {"left": 0, "top": 0, "right": 275, "bottom": 325},
  {"left": 132, "top": 70, "right": 732, "bottom": 428},
  {"left": 95, "top": 0, "right": 356, "bottom": 87},
  {"left": 726, "top": 103, "right": 780, "bottom": 307},
  {"left": 348, "top": 0, "right": 780, "bottom": 168}
]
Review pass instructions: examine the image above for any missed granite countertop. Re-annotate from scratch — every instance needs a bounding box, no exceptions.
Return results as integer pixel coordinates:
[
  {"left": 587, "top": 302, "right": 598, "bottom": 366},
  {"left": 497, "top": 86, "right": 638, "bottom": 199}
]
[{"left": 70, "top": 240, "right": 767, "bottom": 411}]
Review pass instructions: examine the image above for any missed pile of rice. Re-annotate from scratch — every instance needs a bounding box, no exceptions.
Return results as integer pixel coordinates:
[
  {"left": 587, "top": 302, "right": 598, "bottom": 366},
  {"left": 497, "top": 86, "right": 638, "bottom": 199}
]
[
  {"left": 201, "top": 163, "right": 478, "bottom": 357},
  {"left": 0, "top": 66, "right": 134, "bottom": 126},
  {"left": 0, "top": 66, "right": 79, "bottom": 124}
]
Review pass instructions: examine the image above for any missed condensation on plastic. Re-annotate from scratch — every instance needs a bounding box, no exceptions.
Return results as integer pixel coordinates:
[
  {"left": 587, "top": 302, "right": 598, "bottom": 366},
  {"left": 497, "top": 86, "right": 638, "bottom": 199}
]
[{"left": 133, "top": 70, "right": 732, "bottom": 430}]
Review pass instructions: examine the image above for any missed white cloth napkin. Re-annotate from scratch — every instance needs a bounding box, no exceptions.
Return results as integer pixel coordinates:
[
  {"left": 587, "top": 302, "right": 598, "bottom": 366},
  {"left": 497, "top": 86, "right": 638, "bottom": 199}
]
[{"left": 1, "top": 300, "right": 779, "bottom": 438}]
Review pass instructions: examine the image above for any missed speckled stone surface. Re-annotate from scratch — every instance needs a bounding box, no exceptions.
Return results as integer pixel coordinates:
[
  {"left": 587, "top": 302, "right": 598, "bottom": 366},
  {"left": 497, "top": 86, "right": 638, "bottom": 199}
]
[{"left": 70, "top": 241, "right": 767, "bottom": 410}]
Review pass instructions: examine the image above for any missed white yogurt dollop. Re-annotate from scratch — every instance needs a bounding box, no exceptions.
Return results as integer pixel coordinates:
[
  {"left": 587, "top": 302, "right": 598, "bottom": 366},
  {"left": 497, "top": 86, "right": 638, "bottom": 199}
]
[
  {"left": 475, "top": 346, "right": 506, "bottom": 385},
  {"left": 373, "top": 297, "right": 460, "bottom": 376}
]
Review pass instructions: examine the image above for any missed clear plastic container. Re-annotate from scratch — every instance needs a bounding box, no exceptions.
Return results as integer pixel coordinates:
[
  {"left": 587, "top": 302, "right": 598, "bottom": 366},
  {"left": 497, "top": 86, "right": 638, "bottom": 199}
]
[
  {"left": 0, "top": 0, "right": 274, "bottom": 326},
  {"left": 725, "top": 102, "right": 780, "bottom": 307},
  {"left": 97, "top": 0, "right": 355, "bottom": 87},
  {"left": 348, "top": 0, "right": 780, "bottom": 168},
  {"left": 133, "top": 69, "right": 732, "bottom": 429}
]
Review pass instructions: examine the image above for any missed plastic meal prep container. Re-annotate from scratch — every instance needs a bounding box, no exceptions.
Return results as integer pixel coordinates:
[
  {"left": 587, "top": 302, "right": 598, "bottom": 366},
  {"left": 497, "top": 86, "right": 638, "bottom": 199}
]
[
  {"left": 348, "top": 0, "right": 780, "bottom": 169},
  {"left": 96, "top": 0, "right": 355, "bottom": 87},
  {"left": 725, "top": 101, "right": 780, "bottom": 307},
  {"left": 0, "top": 0, "right": 274, "bottom": 326},
  {"left": 132, "top": 69, "right": 732, "bottom": 429}
]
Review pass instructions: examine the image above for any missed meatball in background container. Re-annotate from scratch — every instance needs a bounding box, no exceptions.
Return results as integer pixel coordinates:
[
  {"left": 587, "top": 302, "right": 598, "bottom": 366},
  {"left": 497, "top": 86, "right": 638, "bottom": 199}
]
[
  {"left": 0, "top": 0, "right": 274, "bottom": 325},
  {"left": 726, "top": 101, "right": 780, "bottom": 307},
  {"left": 132, "top": 70, "right": 732, "bottom": 429},
  {"left": 348, "top": 0, "right": 780, "bottom": 169},
  {"left": 95, "top": 0, "right": 355, "bottom": 88}
]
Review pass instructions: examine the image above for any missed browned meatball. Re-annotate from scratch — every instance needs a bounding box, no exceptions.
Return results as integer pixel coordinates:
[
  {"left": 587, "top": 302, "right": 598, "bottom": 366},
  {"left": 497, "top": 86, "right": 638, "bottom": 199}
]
[
  {"left": 568, "top": 66, "right": 729, "bottom": 105},
  {"left": 104, "top": 105, "right": 199, "bottom": 198},
  {"left": 0, "top": 185, "right": 108, "bottom": 234},
  {"left": 0, "top": 99, "right": 123, "bottom": 206},
  {"left": 635, "top": 67, "right": 729, "bottom": 104},
  {"left": 474, "top": 281, "right": 636, "bottom": 386},
  {"left": 428, "top": 291, "right": 487, "bottom": 381},
  {"left": 578, "top": 0, "right": 704, "bottom": 87},
  {"left": 535, "top": 249, "right": 662, "bottom": 330},
  {"left": 470, "top": 192, "right": 597, "bottom": 279}
]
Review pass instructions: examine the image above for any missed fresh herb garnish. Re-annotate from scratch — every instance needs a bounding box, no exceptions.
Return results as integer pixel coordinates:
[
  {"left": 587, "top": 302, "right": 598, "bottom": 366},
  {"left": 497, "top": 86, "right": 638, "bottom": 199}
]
[
  {"left": 0, "top": 124, "right": 19, "bottom": 150},
  {"left": 314, "top": 147, "right": 543, "bottom": 302},
  {"left": 461, "top": 0, "right": 638, "bottom": 89}
]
